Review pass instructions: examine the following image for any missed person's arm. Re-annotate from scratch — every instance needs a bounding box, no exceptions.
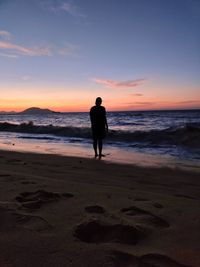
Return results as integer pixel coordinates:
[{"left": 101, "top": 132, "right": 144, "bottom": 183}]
[
  {"left": 90, "top": 107, "right": 94, "bottom": 126},
  {"left": 104, "top": 108, "right": 108, "bottom": 132}
]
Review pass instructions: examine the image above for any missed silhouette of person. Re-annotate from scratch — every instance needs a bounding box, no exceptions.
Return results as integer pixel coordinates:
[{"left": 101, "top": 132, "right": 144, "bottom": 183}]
[{"left": 90, "top": 97, "right": 108, "bottom": 158}]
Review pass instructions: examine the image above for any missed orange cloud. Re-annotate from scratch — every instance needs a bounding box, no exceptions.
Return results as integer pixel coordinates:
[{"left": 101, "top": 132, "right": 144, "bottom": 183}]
[{"left": 93, "top": 78, "right": 146, "bottom": 89}]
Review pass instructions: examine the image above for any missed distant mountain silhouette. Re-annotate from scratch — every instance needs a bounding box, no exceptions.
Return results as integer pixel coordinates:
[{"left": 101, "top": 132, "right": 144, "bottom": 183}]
[
  {"left": 0, "top": 111, "right": 16, "bottom": 114},
  {"left": 20, "top": 107, "right": 59, "bottom": 115}
]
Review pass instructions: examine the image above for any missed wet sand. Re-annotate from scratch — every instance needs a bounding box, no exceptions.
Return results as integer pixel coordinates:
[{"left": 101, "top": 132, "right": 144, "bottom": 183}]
[{"left": 0, "top": 149, "right": 200, "bottom": 267}]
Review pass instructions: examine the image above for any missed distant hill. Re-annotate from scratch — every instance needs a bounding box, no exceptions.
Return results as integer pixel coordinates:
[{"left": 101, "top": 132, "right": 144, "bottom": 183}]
[
  {"left": 0, "top": 111, "right": 16, "bottom": 114},
  {"left": 20, "top": 107, "right": 59, "bottom": 115}
]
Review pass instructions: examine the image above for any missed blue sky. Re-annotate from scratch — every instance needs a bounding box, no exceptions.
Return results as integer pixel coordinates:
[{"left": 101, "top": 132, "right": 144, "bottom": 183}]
[{"left": 0, "top": 0, "right": 199, "bottom": 111}]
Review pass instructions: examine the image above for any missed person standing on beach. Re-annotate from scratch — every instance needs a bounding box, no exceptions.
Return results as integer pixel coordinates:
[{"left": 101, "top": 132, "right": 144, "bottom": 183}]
[{"left": 90, "top": 97, "right": 108, "bottom": 158}]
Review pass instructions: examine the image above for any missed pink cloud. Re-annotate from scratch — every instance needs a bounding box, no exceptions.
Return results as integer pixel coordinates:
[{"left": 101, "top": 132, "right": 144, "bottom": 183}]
[
  {"left": 130, "top": 93, "right": 143, "bottom": 96},
  {"left": 93, "top": 78, "right": 146, "bottom": 89},
  {"left": 0, "top": 30, "right": 11, "bottom": 40},
  {"left": 58, "top": 42, "right": 79, "bottom": 56},
  {"left": 0, "top": 41, "right": 51, "bottom": 57},
  {"left": 0, "top": 52, "right": 18, "bottom": 58},
  {"left": 177, "top": 100, "right": 200, "bottom": 105}
]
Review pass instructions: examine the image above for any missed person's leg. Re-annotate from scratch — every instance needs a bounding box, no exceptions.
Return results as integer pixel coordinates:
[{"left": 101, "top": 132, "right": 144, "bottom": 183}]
[
  {"left": 93, "top": 138, "right": 98, "bottom": 157},
  {"left": 98, "top": 139, "right": 103, "bottom": 157}
]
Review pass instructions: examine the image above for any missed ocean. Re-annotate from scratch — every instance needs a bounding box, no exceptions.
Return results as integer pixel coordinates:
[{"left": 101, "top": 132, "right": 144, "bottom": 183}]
[{"left": 0, "top": 109, "right": 200, "bottom": 170}]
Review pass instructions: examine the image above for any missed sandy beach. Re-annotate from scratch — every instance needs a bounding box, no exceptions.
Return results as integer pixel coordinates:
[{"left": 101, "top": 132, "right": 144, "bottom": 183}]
[{"left": 0, "top": 149, "right": 200, "bottom": 267}]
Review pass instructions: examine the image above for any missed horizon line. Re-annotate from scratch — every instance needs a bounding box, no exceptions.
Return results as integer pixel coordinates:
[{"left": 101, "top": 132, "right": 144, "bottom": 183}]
[{"left": 1, "top": 107, "right": 200, "bottom": 114}]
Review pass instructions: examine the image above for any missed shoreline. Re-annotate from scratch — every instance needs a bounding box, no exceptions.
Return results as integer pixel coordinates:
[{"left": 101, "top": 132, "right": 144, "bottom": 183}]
[
  {"left": 1, "top": 132, "right": 200, "bottom": 172},
  {"left": 1, "top": 147, "right": 199, "bottom": 172},
  {"left": 0, "top": 149, "right": 200, "bottom": 266}
]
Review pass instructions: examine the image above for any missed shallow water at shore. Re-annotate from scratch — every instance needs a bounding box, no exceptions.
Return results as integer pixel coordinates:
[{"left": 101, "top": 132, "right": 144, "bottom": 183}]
[{"left": 0, "top": 131, "right": 199, "bottom": 172}]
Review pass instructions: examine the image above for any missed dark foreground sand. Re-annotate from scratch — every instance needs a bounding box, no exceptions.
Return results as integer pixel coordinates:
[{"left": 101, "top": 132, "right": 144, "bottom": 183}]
[{"left": 0, "top": 150, "right": 200, "bottom": 267}]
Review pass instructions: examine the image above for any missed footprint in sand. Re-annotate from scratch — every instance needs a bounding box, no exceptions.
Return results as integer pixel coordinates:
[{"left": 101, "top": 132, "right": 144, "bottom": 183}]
[
  {"left": 121, "top": 206, "right": 169, "bottom": 228},
  {"left": 111, "top": 250, "right": 193, "bottom": 267},
  {"left": 134, "top": 198, "right": 149, "bottom": 201},
  {"left": 6, "top": 159, "right": 26, "bottom": 165},
  {"left": 140, "top": 253, "right": 193, "bottom": 267},
  {"left": 15, "top": 190, "right": 74, "bottom": 210},
  {"left": 0, "top": 174, "right": 12, "bottom": 182},
  {"left": 0, "top": 175, "right": 22, "bottom": 182},
  {"left": 21, "top": 181, "right": 37, "bottom": 185},
  {"left": 174, "top": 194, "right": 197, "bottom": 200},
  {"left": 85, "top": 205, "right": 105, "bottom": 214},
  {"left": 0, "top": 207, "right": 51, "bottom": 232},
  {"left": 74, "top": 220, "right": 145, "bottom": 245},
  {"left": 110, "top": 250, "right": 139, "bottom": 266},
  {"left": 0, "top": 174, "right": 11, "bottom": 177},
  {"left": 153, "top": 202, "right": 164, "bottom": 209},
  {"left": 14, "top": 213, "right": 52, "bottom": 231}
]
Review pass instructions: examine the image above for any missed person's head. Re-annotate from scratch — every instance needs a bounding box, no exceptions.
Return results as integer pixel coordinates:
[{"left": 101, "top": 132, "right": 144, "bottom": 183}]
[{"left": 95, "top": 97, "right": 102, "bottom": 106}]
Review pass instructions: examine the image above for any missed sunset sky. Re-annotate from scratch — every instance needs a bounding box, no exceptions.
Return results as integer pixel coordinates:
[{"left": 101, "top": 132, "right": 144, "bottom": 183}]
[{"left": 0, "top": 0, "right": 199, "bottom": 112}]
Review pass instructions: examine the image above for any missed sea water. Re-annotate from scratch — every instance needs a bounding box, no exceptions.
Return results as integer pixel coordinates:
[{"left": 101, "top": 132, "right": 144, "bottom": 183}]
[{"left": 0, "top": 110, "right": 200, "bottom": 170}]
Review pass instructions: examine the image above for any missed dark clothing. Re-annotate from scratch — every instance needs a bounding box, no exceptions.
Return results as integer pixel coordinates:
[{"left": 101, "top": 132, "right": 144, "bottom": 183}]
[{"left": 90, "top": 105, "right": 107, "bottom": 139}]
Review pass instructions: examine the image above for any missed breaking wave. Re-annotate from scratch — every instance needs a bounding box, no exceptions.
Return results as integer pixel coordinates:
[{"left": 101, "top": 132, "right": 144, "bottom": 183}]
[{"left": 0, "top": 122, "right": 200, "bottom": 148}]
